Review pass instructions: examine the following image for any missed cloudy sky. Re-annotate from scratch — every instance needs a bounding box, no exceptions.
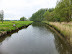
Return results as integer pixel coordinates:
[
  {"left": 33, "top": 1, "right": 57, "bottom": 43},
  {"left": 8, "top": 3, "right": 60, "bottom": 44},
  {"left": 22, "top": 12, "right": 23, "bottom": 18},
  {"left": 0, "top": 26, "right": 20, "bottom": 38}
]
[{"left": 0, "top": 0, "right": 57, "bottom": 20}]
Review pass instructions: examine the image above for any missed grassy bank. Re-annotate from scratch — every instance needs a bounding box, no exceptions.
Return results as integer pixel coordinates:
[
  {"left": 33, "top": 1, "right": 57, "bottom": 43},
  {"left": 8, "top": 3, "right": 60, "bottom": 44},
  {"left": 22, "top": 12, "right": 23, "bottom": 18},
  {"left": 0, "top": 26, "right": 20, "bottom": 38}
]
[
  {"left": 0, "top": 21, "right": 33, "bottom": 33},
  {"left": 44, "top": 21, "right": 72, "bottom": 44}
]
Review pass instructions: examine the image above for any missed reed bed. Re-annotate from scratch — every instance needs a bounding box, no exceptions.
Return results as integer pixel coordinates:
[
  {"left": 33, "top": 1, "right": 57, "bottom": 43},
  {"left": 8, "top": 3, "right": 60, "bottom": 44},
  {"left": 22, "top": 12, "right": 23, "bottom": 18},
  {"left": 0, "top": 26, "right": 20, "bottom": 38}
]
[{"left": 44, "top": 21, "right": 72, "bottom": 44}]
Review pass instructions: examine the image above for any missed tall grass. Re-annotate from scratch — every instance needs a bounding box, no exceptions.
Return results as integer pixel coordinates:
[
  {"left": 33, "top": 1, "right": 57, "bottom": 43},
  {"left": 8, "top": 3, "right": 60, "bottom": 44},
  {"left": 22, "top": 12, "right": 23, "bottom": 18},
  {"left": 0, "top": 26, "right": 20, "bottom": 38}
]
[{"left": 44, "top": 21, "right": 72, "bottom": 44}]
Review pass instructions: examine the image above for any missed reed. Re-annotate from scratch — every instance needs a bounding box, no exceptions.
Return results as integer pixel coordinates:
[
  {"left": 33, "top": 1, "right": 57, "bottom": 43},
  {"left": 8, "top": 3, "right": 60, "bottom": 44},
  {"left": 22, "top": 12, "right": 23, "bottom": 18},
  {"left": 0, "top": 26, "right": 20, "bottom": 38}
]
[{"left": 44, "top": 21, "right": 72, "bottom": 44}]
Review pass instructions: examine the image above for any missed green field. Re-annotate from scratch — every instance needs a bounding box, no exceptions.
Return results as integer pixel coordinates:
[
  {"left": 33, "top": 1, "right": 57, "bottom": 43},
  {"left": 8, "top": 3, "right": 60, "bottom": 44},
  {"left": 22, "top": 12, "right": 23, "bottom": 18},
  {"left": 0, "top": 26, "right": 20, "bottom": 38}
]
[{"left": 0, "top": 21, "right": 33, "bottom": 32}]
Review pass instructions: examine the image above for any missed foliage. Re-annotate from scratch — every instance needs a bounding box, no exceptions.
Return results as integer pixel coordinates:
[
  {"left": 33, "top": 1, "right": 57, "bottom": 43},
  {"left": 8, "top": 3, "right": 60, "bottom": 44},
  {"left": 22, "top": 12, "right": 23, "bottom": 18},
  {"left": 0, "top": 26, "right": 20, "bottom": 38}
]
[
  {"left": 0, "top": 10, "right": 4, "bottom": 23},
  {"left": 43, "top": 8, "right": 56, "bottom": 21},
  {"left": 20, "top": 17, "right": 26, "bottom": 21},
  {"left": 43, "top": 0, "right": 72, "bottom": 22},
  {"left": 43, "top": 10, "right": 50, "bottom": 21},
  {"left": 30, "top": 9, "right": 47, "bottom": 22},
  {"left": 48, "top": 8, "right": 54, "bottom": 12},
  {"left": 55, "top": 0, "right": 71, "bottom": 22}
]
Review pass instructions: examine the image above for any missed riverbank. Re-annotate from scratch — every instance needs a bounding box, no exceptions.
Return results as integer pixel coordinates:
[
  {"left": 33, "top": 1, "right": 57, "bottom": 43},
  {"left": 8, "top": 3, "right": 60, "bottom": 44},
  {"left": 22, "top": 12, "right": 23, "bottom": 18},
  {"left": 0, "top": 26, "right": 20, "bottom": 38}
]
[
  {"left": 43, "top": 21, "right": 72, "bottom": 47},
  {"left": 0, "top": 21, "right": 33, "bottom": 36}
]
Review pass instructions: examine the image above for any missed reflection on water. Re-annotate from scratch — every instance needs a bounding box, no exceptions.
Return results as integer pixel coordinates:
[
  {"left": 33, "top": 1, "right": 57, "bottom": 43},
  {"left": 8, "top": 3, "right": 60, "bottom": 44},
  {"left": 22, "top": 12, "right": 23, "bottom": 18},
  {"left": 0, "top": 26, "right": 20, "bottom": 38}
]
[
  {"left": 32, "top": 22, "right": 45, "bottom": 27},
  {"left": 54, "top": 34, "right": 71, "bottom": 54},
  {"left": 0, "top": 22, "right": 71, "bottom": 54}
]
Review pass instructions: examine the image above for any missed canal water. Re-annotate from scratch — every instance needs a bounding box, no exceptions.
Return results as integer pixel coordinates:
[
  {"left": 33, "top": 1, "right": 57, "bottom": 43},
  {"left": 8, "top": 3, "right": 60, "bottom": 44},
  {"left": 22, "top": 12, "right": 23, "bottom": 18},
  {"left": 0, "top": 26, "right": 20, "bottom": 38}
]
[{"left": 0, "top": 22, "right": 71, "bottom": 54}]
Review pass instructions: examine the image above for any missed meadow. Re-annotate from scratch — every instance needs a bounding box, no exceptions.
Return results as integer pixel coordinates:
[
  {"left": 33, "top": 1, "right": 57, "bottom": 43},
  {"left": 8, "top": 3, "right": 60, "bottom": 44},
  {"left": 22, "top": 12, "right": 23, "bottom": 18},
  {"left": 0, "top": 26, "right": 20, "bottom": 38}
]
[
  {"left": 0, "top": 21, "right": 33, "bottom": 32},
  {"left": 44, "top": 21, "right": 72, "bottom": 44}
]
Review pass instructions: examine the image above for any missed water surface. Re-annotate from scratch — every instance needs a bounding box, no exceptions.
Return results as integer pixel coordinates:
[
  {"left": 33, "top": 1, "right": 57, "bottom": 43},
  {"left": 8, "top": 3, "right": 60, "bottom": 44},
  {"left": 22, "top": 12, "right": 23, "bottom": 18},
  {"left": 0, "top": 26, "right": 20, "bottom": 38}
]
[{"left": 0, "top": 22, "right": 71, "bottom": 54}]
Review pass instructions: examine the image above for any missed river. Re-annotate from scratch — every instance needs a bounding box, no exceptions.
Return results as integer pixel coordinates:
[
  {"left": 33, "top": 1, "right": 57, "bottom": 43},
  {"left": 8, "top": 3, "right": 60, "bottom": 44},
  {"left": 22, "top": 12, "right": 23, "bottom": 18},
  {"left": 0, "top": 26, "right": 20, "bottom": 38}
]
[{"left": 0, "top": 22, "right": 71, "bottom": 54}]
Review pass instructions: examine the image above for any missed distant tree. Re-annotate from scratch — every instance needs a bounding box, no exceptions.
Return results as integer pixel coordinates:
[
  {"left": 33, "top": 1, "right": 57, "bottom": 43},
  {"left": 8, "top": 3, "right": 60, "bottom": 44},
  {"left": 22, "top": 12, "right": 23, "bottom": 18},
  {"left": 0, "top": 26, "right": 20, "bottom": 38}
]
[
  {"left": 48, "top": 8, "right": 54, "bottom": 12},
  {"left": 43, "top": 10, "right": 50, "bottom": 21},
  {"left": 20, "top": 17, "right": 26, "bottom": 21},
  {"left": 0, "top": 10, "right": 4, "bottom": 23},
  {"left": 43, "top": 8, "right": 57, "bottom": 21},
  {"left": 30, "top": 9, "right": 47, "bottom": 22},
  {"left": 30, "top": 0, "right": 72, "bottom": 22}
]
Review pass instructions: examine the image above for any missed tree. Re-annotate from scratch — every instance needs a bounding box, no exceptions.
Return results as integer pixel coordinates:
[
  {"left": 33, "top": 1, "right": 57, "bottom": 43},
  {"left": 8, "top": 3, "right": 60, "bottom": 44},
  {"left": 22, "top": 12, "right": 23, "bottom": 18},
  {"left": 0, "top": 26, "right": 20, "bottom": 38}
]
[
  {"left": 0, "top": 10, "right": 4, "bottom": 23},
  {"left": 30, "top": 0, "right": 72, "bottom": 22},
  {"left": 20, "top": 17, "right": 26, "bottom": 21},
  {"left": 43, "top": 8, "right": 56, "bottom": 21},
  {"left": 30, "top": 9, "right": 47, "bottom": 22},
  {"left": 48, "top": 8, "right": 54, "bottom": 12},
  {"left": 43, "top": 10, "right": 50, "bottom": 21},
  {"left": 55, "top": 0, "right": 72, "bottom": 22}
]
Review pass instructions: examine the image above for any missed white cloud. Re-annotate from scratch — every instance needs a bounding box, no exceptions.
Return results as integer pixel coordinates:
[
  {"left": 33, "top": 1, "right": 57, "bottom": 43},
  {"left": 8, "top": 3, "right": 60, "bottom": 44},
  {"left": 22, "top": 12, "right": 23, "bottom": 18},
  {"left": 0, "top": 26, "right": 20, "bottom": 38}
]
[{"left": 0, "top": 0, "right": 57, "bottom": 20}]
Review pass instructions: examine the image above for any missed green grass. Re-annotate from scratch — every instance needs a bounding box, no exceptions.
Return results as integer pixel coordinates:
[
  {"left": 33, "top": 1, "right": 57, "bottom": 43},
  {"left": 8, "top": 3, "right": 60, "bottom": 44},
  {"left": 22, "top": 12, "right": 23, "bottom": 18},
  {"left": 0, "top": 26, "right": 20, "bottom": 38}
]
[{"left": 0, "top": 21, "right": 33, "bottom": 32}]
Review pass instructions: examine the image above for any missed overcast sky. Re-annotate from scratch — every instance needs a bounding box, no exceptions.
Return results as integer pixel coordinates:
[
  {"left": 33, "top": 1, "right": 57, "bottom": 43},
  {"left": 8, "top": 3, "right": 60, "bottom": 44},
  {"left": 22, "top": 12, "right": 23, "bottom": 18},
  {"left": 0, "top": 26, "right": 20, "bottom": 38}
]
[{"left": 0, "top": 0, "right": 57, "bottom": 20}]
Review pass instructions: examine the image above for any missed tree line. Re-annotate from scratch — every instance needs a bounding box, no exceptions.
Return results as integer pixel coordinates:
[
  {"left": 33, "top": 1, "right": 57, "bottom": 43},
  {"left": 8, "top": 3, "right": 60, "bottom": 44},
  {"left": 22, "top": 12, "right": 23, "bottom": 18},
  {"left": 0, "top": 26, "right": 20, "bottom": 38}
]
[
  {"left": 1, "top": 0, "right": 72, "bottom": 22},
  {"left": 30, "top": 9, "right": 47, "bottom": 22},
  {"left": 30, "top": 0, "right": 72, "bottom": 22}
]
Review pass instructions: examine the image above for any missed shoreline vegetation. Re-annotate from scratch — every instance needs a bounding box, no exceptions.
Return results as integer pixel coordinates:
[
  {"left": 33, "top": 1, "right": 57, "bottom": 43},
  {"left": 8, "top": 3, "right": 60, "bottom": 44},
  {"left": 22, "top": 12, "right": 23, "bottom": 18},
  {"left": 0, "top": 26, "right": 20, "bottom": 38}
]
[
  {"left": 43, "top": 21, "right": 72, "bottom": 46},
  {"left": 0, "top": 21, "right": 33, "bottom": 36},
  {"left": 29, "top": 0, "right": 72, "bottom": 51}
]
